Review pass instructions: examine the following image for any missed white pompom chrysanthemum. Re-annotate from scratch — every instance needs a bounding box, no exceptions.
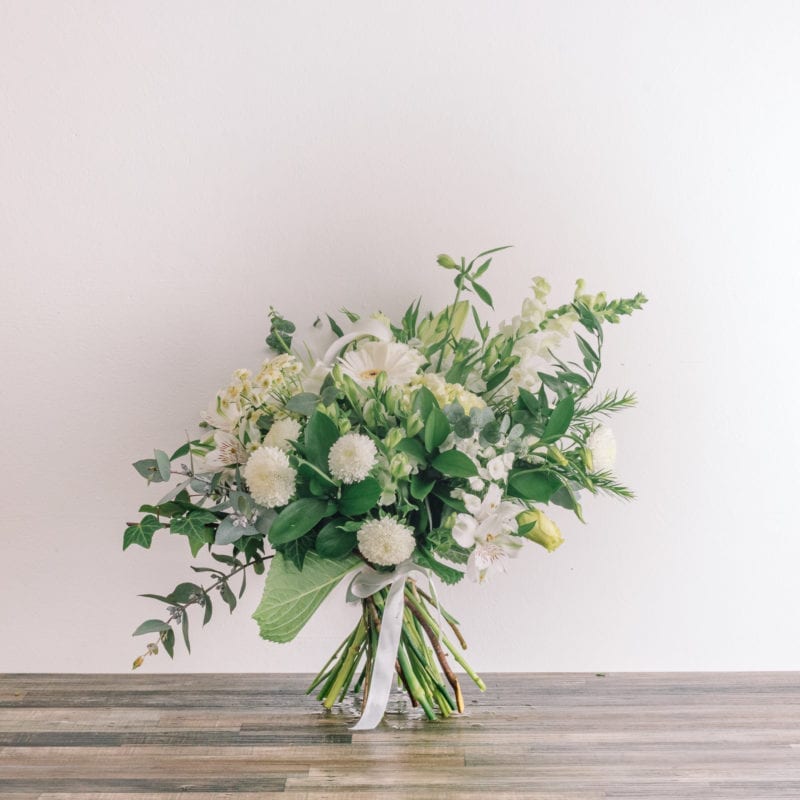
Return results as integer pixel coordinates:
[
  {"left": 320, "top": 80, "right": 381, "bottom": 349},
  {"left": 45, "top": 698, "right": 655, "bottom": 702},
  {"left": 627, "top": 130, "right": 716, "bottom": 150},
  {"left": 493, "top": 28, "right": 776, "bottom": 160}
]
[
  {"left": 243, "top": 445, "right": 297, "bottom": 508},
  {"left": 357, "top": 517, "right": 416, "bottom": 566},
  {"left": 262, "top": 417, "right": 301, "bottom": 452},
  {"left": 328, "top": 432, "right": 377, "bottom": 484}
]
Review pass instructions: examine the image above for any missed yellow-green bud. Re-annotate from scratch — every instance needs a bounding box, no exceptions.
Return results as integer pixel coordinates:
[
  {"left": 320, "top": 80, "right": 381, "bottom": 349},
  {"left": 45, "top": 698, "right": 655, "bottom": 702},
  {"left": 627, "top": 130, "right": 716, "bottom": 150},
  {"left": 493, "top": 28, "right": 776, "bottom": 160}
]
[
  {"left": 389, "top": 453, "right": 412, "bottom": 480},
  {"left": 436, "top": 254, "right": 458, "bottom": 270},
  {"left": 517, "top": 508, "right": 565, "bottom": 553},
  {"left": 406, "top": 411, "right": 424, "bottom": 438},
  {"left": 548, "top": 446, "right": 568, "bottom": 467},
  {"left": 384, "top": 427, "right": 404, "bottom": 450},
  {"left": 581, "top": 446, "right": 593, "bottom": 472},
  {"left": 374, "top": 370, "right": 387, "bottom": 394}
]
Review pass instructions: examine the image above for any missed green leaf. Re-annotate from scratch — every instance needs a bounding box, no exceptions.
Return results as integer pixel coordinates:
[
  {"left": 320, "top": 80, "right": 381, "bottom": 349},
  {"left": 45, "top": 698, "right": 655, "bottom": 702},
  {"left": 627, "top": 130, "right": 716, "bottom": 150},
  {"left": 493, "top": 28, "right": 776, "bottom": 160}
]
[
  {"left": 219, "top": 580, "right": 237, "bottom": 613},
  {"left": 411, "top": 386, "right": 437, "bottom": 419},
  {"left": 550, "top": 484, "right": 585, "bottom": 522},
  {"left": 181, "top": 611, "right": 191, "bottom": 653},
  {"left": 424, "top": 408, "right": 451, "bottom": 452},
  {"left": 326, "top": 314, "right": 344, "bottom": 337},
  {"left": 542, "top": 394, "right": 575, "bottom": 441},
  {"left": 315, "top": 520, "right": 357, "bottom": 558},
  {"left": 162, "top": 628, "right": 175, "bottom": 658},
  {"left": 396, "top": 437, "right": 427, "bottom": 463},
  {"left": 170, "top": 441, "right": 192, "bottom": 461},
  {"left": 202, "top": 593, "right": 213, "bottom": 625},
  {"left": 471, "top": 282, "right": 494, "bottom": 309},
  {"left": 154, "top": 449, "right": 171, "bottom": 482},
  {"left": 215, "top": 516, "right": 246, "bottom": 546},
  {"left": 518, "top": 387, "right": 540, "bottom": 415},
  {"left": 286, "top": 392, "right": 320, "bottom": 416},
  {"left": 303, "top": 411, "right": 339, "bottom": 469},
  {"left": 508, "top": 470, "right": 562, "bottom": 502},
  {"left": 426, "top": 527, "right": 470, "bottom": 564},
  {"left": 414, "top": 548, "right": 464, "bottom": 585},
  {"left": 431, "top": 450, "right": 478, "bottom": 478},
  {"left": 276, "top": 532, "right": 316, "bottom": 570},
  {"left": 132, "top": 619, "right": 171, "bottom": 637},
  {"left": 472, "top": 258, "right": 492, "bottom": 278},
  {"left": 576, "top": 333, "right": 600, "bottom": 366},
  {"left": 170, "top": 510, "right": 218, "bottom": 557},
  {"left": 132, "top": 458, "right": 165, "bottom": 483},
  {"left": 252, "top": 551, "right": 360, "bottom": 643},
  {"left": 432, "top": 490, "right": 468, "bottom": 513},
  {"left": 268, "top": 497, "right": 330, "bottom": 545},
  {"left": 169, "top": 582, "right": 202, "bottom": 604},
  {"left": 410, "top": 473, "right": 435, "bottom": 501},
  {"left": 123, "top": 515, "right": 164, "bottom": 550},
  {"left": 339, "top": 477, "right": 382, "bottom": 517}
]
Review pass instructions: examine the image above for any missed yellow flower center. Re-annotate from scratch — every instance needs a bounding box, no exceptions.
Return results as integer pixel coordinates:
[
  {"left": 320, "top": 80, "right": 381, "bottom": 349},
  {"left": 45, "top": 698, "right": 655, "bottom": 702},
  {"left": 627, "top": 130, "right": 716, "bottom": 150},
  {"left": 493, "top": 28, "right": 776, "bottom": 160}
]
[{"left": 360, "top": 368, "right": 382, "bottom": 380}]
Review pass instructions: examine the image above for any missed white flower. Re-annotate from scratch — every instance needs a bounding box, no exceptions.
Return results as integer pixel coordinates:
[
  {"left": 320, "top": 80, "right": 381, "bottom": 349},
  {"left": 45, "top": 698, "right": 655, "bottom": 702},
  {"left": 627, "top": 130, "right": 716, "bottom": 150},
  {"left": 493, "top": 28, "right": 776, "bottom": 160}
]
[
  {"left": 452, "top": 484, "right": 524, "bottom": 583},
  {"left": 263, "top": 417, "right": 301, "bottom": 452},
  {"left": 587, "top": 425, "right": 616, "bottom": 472},
  {"left": 486, "top": 452, "right": 514, "bottom": 482},
  {"left": 339, "top": 341, "right": 425, "bottom": 388},
  {"left": 201, "top": 391, "right": 242, "bottom": 432},
  {"left": 357, "top": 517, "right": 416, "bottom": 566},
  {"left": 301, "top": 360, "right": 330, "bottom": 395},
  {"left": 243, "top": 446, "right": 297, "bottom": 508},
  {"left": 196, "top": 431, "right": 247, "bottom": 473},
  {"left": 328, "top": 432, "right": 378, "bottom": 484}
]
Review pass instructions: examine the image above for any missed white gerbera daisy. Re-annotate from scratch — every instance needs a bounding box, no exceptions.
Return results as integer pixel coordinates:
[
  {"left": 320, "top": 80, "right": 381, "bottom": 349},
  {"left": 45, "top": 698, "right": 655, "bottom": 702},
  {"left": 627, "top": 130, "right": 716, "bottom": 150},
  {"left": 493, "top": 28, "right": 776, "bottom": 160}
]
[
  {"left": 328, "top": 433, "right": 377, "bottom": 484},
  {"left": 262, "top": 417, "right": 301, "bottom": 452},
  {"left": 243, "top": 446, "right": 297, "bottom": 508},
  {"left": 339, "top": 341, "right": 425, "bottom": 388},
  {"left": 357, "top": 517, "right": 416, "bottom": 566},
  {"left": 586, "top": 425, "right": 616, "bottom": 472}
]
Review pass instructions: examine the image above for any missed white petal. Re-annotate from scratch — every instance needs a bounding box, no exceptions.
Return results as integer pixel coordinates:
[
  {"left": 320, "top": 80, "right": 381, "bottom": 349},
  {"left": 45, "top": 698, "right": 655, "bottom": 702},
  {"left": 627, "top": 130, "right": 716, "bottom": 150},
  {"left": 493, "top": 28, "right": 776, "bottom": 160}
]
[{"left": 452, "top": 514, "right": 478, "bottom": 548}]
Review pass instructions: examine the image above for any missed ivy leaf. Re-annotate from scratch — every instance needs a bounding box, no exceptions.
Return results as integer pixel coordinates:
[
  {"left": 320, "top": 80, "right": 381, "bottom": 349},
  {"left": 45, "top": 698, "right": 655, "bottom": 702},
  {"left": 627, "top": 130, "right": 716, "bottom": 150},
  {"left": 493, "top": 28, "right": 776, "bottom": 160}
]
[
  {"left": 269, "top": 497, "right": 330, "bottom": 545},
  {"left": 123, "top": 515, "right": 164, "bottom": 550},
  {"left": 252, "top": 551, "right": 360, "bottom": 643},
  {"left": 432, "top": 450, "right": 478, "bottom": 478},
  {"left": 170, "top": 510, "right": 218, "bottom": 557},
  {"left": 339, "top": 477, "right": 382, "bottom": 517}
]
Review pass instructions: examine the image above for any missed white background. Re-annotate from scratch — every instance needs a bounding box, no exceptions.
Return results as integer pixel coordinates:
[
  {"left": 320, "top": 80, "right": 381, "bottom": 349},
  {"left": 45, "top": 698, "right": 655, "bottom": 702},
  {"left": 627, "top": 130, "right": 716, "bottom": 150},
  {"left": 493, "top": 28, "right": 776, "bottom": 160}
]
[{"left": 2, "top": 1, "right": 799, "bottom": 674}]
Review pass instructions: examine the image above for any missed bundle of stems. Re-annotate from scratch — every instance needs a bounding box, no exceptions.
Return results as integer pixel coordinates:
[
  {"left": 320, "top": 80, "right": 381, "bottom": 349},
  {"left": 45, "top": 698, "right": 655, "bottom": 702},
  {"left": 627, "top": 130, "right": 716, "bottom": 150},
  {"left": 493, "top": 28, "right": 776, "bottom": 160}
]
[{"left": 308, "top": 582, "right": 485, "bottom": 720}]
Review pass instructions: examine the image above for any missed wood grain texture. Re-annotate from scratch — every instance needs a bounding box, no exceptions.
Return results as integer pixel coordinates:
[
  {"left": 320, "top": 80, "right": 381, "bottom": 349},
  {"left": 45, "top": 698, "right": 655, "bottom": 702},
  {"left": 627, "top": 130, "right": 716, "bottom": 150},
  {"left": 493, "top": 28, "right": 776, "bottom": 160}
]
[{"left": 1, "top": 673, "right": 799, "bottom": 798}]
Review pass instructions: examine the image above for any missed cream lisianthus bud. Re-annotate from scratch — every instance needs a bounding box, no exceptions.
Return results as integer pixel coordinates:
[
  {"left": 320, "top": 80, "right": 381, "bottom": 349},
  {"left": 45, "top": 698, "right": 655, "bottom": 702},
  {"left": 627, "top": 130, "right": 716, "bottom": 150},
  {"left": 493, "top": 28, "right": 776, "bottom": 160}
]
[{"left": 517, "top": 508, "right": 564, "bottom": 553}]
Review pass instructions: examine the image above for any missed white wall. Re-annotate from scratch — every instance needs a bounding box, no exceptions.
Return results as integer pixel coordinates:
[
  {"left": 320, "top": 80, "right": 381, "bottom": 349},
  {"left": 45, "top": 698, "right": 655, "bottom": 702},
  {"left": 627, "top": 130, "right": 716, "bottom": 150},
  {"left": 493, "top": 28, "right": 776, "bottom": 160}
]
[{"left": 2, "top": 1, "right": 799, "bottom": 674}]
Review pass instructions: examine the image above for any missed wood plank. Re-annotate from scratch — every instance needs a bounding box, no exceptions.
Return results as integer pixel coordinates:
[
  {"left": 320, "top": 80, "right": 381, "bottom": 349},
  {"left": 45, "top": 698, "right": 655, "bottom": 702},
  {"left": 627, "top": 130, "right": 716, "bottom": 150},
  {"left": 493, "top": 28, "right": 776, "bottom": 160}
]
[{"left": 1, "top": 673, "right": 799, "bottom": 798}]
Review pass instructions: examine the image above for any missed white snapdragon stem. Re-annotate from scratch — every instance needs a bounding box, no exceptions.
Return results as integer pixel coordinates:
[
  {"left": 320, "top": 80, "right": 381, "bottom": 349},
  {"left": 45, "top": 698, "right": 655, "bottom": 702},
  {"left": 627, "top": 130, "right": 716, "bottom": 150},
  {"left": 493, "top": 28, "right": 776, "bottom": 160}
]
[{"left": 346, "top": 560, "right": 423, "bottom": 731}]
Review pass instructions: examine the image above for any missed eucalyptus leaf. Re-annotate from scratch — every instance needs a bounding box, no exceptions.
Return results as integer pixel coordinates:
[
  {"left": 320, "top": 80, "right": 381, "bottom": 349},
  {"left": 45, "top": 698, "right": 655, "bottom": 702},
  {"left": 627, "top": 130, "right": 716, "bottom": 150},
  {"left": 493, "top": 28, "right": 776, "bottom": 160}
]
[
  {"left": 132, "top": 619, "right": 171, "bottom": 637},
  {"left": 154, "top": 449, "right": 171, "bottom": 482},
  {"left": 286, "top": 392, "right": 320, "bottom": 416}
]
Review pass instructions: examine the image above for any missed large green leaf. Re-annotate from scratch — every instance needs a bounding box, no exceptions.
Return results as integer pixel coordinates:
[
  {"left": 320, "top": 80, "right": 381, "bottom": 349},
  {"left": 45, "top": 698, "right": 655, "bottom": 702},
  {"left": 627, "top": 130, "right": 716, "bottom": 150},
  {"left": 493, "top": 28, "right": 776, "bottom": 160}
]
[
  {"left": 268, "top": 497, "right": 330, "bottom": 545},
  {"left": 542, "top": 395, "right": 575, "bottom": 441},
  {"left": 424, "top": 408, "right": 451, "bottom": 452},
  {"left": 508, "top": 469, "right": 562, "bottom": 502},
  {"left": 303, "top": 411, "right": 339, "bottom": 469},
  {"left": 252, "top": 551, "right": 360, "bottom": 643},
  {"left": 338, "top": 477, "right": 382, "bottom": 517},
  {"left": 431, "top": 449, "right": 478, "bottom": 478}
]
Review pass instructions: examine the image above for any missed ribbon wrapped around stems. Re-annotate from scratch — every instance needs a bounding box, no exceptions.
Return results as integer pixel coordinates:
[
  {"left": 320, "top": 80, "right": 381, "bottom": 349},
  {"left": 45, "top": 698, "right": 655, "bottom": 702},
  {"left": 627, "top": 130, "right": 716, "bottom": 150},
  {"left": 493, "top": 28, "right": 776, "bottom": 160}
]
[{"left": 345, "top": 560, "right": 424, "bottom": 731}]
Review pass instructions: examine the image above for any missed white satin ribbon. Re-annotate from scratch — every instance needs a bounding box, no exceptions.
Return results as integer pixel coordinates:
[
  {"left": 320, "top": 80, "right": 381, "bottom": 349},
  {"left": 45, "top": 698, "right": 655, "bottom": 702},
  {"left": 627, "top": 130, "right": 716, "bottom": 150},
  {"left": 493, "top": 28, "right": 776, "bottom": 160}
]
[{"left": 346, "top": 560, "right": 422, "bottom": 731}]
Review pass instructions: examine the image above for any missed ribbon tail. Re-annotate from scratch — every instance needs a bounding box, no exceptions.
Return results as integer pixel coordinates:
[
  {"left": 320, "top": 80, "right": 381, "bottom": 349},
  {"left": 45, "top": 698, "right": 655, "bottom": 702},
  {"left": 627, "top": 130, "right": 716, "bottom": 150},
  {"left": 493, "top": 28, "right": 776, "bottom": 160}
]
[{"left": 349, "top": 574, "right": 407, "bottom": 731}]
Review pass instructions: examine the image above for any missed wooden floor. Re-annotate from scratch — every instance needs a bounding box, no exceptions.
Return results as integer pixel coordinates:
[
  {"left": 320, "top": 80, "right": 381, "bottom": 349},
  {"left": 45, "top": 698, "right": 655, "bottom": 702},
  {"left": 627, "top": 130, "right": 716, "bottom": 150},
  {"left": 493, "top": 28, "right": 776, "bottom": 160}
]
[{"left": 1, "top": 673, "right": 799, "bottom": 799}]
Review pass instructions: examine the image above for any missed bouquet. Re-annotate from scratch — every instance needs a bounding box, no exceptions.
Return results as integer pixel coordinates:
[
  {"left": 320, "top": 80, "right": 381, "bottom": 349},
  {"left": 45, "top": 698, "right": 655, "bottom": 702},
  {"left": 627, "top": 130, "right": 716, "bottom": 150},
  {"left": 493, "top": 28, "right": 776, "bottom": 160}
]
[{"left": 125, "top": 247, "right": 646, "bottom": 729}]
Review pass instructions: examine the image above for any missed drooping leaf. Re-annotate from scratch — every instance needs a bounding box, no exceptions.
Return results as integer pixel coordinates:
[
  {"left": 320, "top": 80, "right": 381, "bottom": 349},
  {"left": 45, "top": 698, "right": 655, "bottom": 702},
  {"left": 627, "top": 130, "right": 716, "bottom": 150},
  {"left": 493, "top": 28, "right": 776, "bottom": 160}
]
[
  {"left": 252, "top": 551, "right": 360, "bottom": 643},
  {"left": 268, "top": 497, "right": 330, "bottom": 545},
  {"left": 132, "top": 619, "right": 172, "bottom": 637},
  {"left": 154, "top": 449, "right": 171, "bottom": 482},
  {"left": 215, "top": 516, "right": 247, "bottom": 546},
  {"left": 431, "top": 449, "right": 478, "bottom": 478},
  {"left": 339, "top": 477, "right": 382, "bottom": 517},
  {"left": 219, "top": 580, "right": 237, "bottom": 613},
  {"left": 410, "top": 473, "right": 436, "bottom": 501}
]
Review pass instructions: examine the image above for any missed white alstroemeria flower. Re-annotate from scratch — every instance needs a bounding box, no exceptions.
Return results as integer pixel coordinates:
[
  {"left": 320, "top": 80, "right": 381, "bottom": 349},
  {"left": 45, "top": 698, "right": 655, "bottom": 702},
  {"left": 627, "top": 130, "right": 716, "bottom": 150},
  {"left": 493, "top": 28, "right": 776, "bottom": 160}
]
[
  {"left": 301, "top": 360, "right": 330, "bottom": 395},
  {"left": 201, "top": 430, "right": 247, "bottom": 472},
  {"left": 586, "top": 425, "right": 617, "bottom": 472},
  {"left": 201, "top": 392, "right": 242, "bottom": 432},
  {"left": 339, "top": 341, "right": 425, "bottom": 388},
  {"left": 452, "top": 484, "right": 524, "bottom": 583},
  {"left": 486, "top": 452, "right": 515, "bottom": 482}
]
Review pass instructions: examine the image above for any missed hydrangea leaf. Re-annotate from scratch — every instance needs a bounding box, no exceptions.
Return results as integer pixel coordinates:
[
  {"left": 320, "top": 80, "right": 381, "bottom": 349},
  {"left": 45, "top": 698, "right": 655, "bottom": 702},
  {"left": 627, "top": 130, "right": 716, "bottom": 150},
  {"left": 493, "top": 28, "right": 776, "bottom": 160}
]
[{"left": 252, "top": 551, "right": 360, "bottom": 643}]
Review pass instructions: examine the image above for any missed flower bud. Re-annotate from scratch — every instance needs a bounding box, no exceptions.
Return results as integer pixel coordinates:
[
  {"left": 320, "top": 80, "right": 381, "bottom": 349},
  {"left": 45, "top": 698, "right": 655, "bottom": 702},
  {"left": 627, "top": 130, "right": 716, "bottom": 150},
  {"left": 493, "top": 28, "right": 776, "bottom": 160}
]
[
  {"left": 389, "top": 453, "right": 412, "bottom": 480},
  {"left": 406, "top": 411, "right": 424, "bottom": 438},
  {"left": 548, "top": 446, "right": 569, "bottom": 467},
  {"left": 436, "top": 254, "right": 459, "bottom": 270},
  {"left": 517, "top": 508, "right": 564, "bottom": 552},
  {"left": 384, "top": 428, "right": 404, "bottom": 450},
  {"left": 374, "top": 370, "right": 387, "bottom": 394}
]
